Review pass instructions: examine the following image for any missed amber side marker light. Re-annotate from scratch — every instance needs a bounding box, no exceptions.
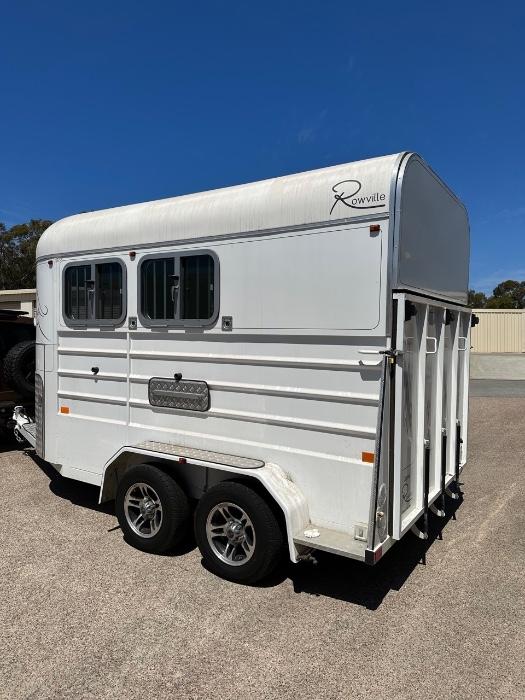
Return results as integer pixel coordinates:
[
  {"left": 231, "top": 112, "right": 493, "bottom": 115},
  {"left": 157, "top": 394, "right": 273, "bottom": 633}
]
[
  {"left": 369, "top": 224, "right": 381, "bottom": 233},
  {"left": 60, "top": 406, "right": 70, "bottom": 415},
  {"left": 362, "top": 451, "right": 375, "bottom": 464}
]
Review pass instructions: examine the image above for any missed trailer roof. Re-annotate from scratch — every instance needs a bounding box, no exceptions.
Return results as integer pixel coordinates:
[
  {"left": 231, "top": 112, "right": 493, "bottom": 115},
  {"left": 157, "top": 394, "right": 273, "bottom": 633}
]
[{"left": 37, "top": 153, "right": 409, "bottom": 260}]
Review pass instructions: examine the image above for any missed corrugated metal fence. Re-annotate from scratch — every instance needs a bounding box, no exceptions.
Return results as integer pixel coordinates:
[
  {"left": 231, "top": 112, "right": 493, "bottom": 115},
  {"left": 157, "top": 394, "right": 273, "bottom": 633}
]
[{"left": 471, "top": 309, "right": 525, "bottom": 353}]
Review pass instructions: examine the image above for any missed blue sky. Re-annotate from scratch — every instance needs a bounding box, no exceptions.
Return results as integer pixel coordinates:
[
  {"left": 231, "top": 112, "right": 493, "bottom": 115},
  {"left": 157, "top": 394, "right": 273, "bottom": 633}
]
[{"left": 1, "top": 1, "right": 524, "bottom": 293}]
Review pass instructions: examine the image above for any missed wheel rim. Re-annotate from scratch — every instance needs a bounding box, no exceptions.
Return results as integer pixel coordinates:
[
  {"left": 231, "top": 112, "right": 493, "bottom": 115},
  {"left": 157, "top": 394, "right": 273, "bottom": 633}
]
[
  {"left": 124, "top": 482, "right": 163, "bottom": 538},
  {"left": 206, "top": 502, "right": 256, "bottom": 567}
]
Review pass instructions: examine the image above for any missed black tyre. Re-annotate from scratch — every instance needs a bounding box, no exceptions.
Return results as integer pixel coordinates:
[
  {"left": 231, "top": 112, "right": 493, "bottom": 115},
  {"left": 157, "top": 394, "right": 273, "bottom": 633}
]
[
  {"left": 195, "top": 481, "right": 286, "bottom": 584},
  {"left": 116, "top": 464, "right": 190, "bottom": 553},
  {"left": 3, "top": 340, "right": 35, "bottom": 396}
]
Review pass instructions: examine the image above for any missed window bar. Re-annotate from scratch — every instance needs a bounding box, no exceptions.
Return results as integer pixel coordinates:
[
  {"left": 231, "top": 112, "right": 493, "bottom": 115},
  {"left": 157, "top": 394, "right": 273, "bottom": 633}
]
[
  {"left": 153, "top": 260, "right": 158, "bottom": 320},
  {"left": 196, "top": 257, "right": 200, "bottom": 320}
]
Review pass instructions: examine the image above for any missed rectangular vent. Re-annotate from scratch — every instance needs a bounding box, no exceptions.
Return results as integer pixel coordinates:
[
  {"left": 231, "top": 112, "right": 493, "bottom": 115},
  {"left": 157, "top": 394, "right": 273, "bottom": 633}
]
[
  {"left": 148, "top": 377, "right": 210, "bottom": 412},
  {"left": 35, "top": 373, "right": 45, "bottom": 458}
]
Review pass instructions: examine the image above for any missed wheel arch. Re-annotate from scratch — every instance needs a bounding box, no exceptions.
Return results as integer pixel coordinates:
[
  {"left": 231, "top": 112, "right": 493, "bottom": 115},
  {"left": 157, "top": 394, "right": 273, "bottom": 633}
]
[{"left": 100, "top": 446, "right": 310, "bottom": 562}]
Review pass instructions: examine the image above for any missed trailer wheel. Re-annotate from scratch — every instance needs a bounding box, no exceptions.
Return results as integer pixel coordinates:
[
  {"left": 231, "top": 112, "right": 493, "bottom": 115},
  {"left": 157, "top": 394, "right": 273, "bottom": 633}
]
[
  {"left": 3, "top": 340, "right": 35, "bottom": 397},
  {"left": 115, "top": 464, "right": 190, "bottom": 553},
  {"left": 194, "top": 481, "right": 285, "bottom": 584}
]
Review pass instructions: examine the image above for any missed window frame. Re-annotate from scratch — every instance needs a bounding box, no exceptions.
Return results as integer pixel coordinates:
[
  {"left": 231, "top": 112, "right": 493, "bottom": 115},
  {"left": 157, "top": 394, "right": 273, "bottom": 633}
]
[
  {"left": 137, "top": 249, "right": 220, "bottom": 328},
  {"left": 62, "top": 257, "right": 127, "bottom": 328}
]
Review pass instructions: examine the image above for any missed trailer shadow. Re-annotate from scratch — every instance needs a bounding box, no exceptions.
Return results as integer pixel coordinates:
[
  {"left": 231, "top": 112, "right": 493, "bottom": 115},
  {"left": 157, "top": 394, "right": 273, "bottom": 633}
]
[
  {"left": 26, "top": 447, "right": 462, "bottom": 606},
  {"left": 287, "top": 497, "right": 462, "bottom": 610},
  {"left": 28, "top": 449, "right": 198, "bottom": 554},
  {"left": 0, "top": 440, "right": 19, "bottom": 453},
  {"left": 29, "top": 450, "right": 116, "bottom": 515}
]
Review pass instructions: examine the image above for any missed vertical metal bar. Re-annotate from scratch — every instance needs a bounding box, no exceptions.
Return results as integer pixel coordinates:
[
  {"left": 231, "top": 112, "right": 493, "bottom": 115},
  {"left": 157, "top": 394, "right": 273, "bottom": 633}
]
[
  {"left": 441, "top": 429, "right": 447, "bottom": 513},
  {"left": 392, "top": 294, "right": 406, "bottom": 539},
  {"left": 73, "top": 267, "right": 78, "bottom": 318},
  {"left": 78, "top": 266, "right": 83, "bottom": 319},
  {"left": 415, "top": 305, "right": 428, "bottom": 514},
  {"left": 366, "top": 354, "right": 388, "bottom": 550},
  {"left": 153, "top": 260, "right": 157, "bottom": 320},
  {"left": 195, "top": 256, "right": 200, "bottom": 319},
  {"left": 459, "top": 312, "right": 471, "bottom": 464},
  {"left": 91, "top": 263, "right": 95, "bottom": 320},
  {"left": 447, "top": 313, "right": 460, "bottom": 474},
  {"left": 455, "top": 421, "right": 462, "bottom": 493},
  {"left": 163, "top": 258, "right": 168, "bottom": 319},
  {"left": 175, "top": 256, "right": 181, "bottom": 320},
  {"left": 387, "top": 299, "right": 398, "bottom": 538},
  {"left": 422, "top": 439, "right": 431, "bottom": 564},
  {"left": 433, "top": 308, "right": 445, "bottom": 500},
  {"left": 109, "top": 263, "right": 113, "bottom": 318}
]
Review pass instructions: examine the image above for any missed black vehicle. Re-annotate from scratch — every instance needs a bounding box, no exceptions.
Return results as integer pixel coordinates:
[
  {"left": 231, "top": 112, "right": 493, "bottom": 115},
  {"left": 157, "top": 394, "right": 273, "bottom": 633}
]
[{"left": 0, "top": 309, "right": 35, "bottom": 440}]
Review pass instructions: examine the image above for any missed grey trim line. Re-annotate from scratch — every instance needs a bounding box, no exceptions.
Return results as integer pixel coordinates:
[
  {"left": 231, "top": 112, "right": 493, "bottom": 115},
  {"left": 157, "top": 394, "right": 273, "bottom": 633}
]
[
  {"left": 37, "top": 212, "right": 389, "bottom": 262},
  {"left": 137, "top": 248, "right": 220, "bottom": 329},
  {"left": 62, "top": 257, "right": 127, "bottom": 329}
]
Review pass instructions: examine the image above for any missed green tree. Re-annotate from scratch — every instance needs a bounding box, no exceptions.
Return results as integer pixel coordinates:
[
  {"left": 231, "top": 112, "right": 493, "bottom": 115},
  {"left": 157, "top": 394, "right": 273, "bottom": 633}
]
[
  {"left": 486, "top": 279, "right": 525, "bottom": 309},
  {"left": 0, "top": 219, "right": 53, "bottom": 290},
  {"left": 467, "top": 289, "right": 487, "bottom": 308}
]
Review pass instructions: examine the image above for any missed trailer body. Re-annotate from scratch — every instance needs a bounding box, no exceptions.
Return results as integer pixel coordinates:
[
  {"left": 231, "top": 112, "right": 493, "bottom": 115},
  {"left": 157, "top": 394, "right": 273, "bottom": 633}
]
[{"left": 26, "top": 152, "right": 470, "bottom": 572}]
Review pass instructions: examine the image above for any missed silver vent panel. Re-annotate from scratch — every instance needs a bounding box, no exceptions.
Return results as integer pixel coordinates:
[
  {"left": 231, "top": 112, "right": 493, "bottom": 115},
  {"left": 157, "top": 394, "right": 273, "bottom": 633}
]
[
  {"left": 35, "top": 373, "right": 44, "bottom": 458},
  {"left": 148, "top": 377, "right": 210, "bottom": 412}
]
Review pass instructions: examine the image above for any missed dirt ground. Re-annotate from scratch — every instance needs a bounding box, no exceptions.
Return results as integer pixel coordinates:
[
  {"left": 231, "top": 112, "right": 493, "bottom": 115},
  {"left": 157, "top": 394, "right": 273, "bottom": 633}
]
[{"left": 1, "top": 396, "right": 524, "bottom": 699}]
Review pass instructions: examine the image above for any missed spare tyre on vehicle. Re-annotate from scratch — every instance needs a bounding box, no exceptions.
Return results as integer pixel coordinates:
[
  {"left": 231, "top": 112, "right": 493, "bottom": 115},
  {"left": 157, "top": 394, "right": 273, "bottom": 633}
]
[{"left": 3, "top": 340, "right": 36, "bottom": 397}]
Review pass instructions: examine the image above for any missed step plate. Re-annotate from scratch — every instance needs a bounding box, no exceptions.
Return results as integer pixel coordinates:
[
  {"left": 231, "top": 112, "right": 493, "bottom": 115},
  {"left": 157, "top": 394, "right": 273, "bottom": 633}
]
[
  {"left": 21, "top": 422, "right": 37, "bottom": 448},
  {"left": 294, "top": 525, "right": 367, "bottom": 561},
  {"left": 135, "top": 440, "right": 265, "bottom": 470}
]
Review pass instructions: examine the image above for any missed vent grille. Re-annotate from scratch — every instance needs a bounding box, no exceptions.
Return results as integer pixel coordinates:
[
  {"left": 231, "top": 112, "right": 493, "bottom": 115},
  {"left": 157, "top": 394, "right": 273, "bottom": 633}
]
[
  {"left": 148, "top": 377, "right": 210, "bottom": 412},
  {"left": 35, "top": 373, "right": 44, "bottom": 458}
]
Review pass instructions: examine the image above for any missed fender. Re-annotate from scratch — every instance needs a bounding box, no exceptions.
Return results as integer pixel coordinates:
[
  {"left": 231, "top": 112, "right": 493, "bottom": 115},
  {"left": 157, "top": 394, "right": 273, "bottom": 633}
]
[{"left": 100, "top": 444, "right": 310, "bottom": 563}]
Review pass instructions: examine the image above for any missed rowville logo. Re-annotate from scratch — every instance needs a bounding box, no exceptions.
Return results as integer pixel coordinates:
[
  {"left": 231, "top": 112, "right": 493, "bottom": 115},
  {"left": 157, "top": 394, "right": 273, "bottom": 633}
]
[{"left": 330, "top": 180, "right": 387, "bottom": 215}]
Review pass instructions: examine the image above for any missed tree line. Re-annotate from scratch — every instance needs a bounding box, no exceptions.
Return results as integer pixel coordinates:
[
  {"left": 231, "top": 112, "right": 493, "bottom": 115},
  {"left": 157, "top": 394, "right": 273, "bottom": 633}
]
[
  {"left": 0, "top": 220, "right": 53, "bottom": 290},
  {"left": 468, "top": 281, "right": 525, "bottom": 309},
  {"left": 0, "top": 219, "right": 523, "bottom": 310}
]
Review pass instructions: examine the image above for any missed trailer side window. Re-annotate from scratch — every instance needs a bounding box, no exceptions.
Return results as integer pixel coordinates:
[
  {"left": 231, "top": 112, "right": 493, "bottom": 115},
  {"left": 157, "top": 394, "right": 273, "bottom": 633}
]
[
  {"left": 64, "top": 260, "right": 125, "bottom": 326},
  {"left": 139, "top": 252, "right": 217, "bottom": 326}
]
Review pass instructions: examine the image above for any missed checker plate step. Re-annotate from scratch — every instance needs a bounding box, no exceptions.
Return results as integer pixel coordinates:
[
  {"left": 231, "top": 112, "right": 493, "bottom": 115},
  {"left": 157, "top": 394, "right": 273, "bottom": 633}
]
[{"left": 135, "top": 440, "right": 265, "bottom": 469}]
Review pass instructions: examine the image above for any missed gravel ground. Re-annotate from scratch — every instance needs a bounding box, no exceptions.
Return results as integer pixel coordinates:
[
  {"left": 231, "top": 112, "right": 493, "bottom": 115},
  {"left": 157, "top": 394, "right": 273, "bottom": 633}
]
[
  {"left": 470, "top": 379, "right": 525, "bottom": 397},
  {"left": 1, "top": 397, "right": 524, "bottom": 700}
]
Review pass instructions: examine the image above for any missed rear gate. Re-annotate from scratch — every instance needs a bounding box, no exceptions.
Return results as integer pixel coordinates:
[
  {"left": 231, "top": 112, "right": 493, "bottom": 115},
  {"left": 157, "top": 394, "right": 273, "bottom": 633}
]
[{"left": 392, "top": 292, "right": 471, "bottom": 539}]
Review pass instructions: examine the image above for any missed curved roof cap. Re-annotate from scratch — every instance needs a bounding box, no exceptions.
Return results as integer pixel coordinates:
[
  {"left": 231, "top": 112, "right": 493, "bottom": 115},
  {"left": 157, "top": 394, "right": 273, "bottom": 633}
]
[{"left": 37, "top": 152, "right": 409, "bottom": 259}]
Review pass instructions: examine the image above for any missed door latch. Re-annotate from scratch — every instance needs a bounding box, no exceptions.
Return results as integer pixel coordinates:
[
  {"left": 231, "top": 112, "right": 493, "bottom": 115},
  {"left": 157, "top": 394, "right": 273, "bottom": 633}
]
[{"left": 379, "top": 348, "right": 402, "bottom": 364}]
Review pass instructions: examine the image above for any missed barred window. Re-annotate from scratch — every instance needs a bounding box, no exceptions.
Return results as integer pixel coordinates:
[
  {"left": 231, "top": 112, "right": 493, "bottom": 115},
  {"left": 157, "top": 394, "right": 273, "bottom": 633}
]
[
  {"left": 140, "top": 252, "right": 217, "bottom": 326},
  {"left": 64, "top": 260, "right": 125, "bottom": 325}
]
